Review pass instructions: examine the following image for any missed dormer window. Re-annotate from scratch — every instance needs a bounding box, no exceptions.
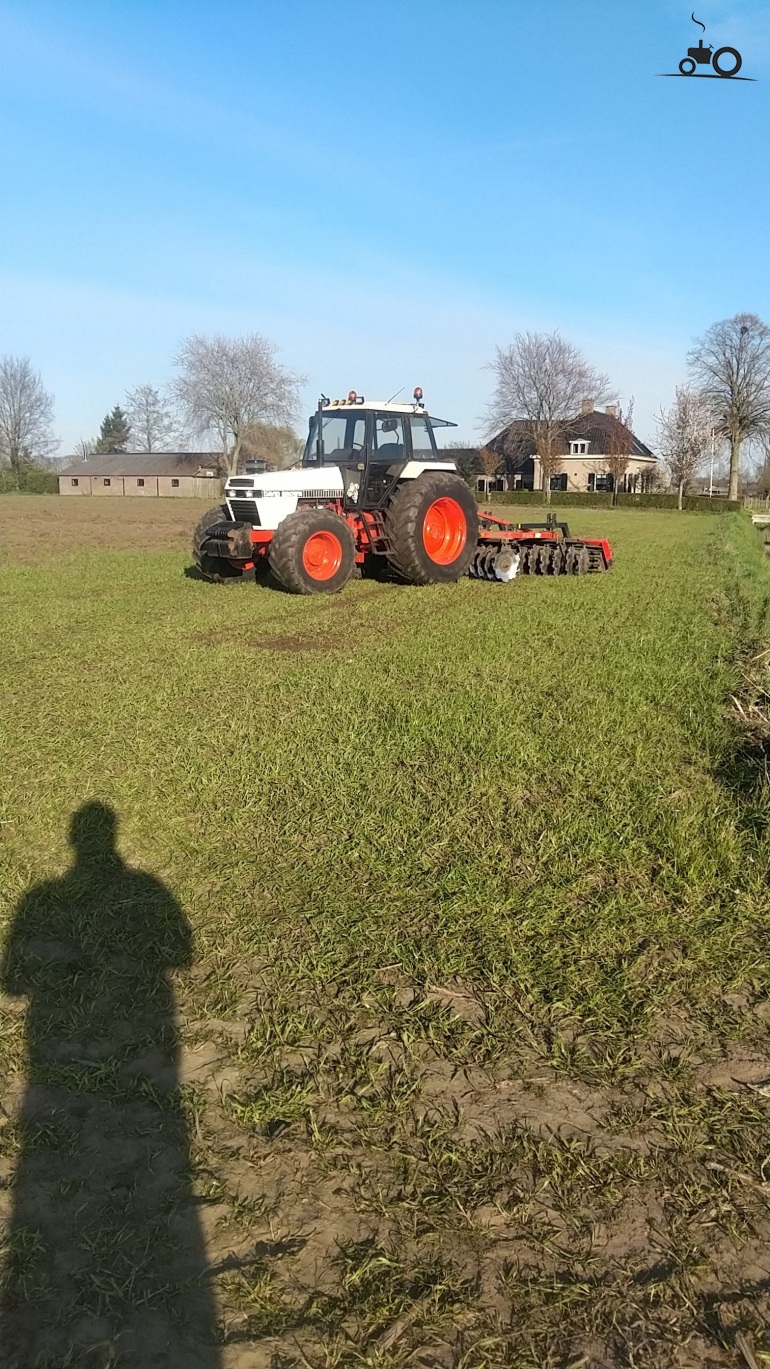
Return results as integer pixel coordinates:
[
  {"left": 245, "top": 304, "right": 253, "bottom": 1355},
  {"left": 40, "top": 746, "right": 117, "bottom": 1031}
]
[{"left": 570, "top": 441, "right": 589, "bottom": 455}]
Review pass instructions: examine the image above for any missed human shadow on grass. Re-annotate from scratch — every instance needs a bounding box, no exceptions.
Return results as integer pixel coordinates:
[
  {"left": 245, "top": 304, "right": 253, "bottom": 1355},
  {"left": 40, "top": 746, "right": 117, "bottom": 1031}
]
[{"left": 0, "top": 803, "right": 220, "bottom": 1368}]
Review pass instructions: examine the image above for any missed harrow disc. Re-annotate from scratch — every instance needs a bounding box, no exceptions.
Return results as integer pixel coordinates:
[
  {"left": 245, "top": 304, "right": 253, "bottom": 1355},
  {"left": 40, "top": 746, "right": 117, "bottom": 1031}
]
[
  {"left": 483, "top": 549, "right": 499, "bottom": 579},
  {"left": 549, "top": 545, "right": 565, "bottom": 575},
  {"left": 534, "top": 544, "right": 550, "bottom": 574},
  {"left": 469, "top": 548, "right": 496, "bottom": 579},
  {"left": 565, "top": 544, "right": 590, "bottom": 575},
  {"left": 494, "top": 548, "right": 520, "bottom": 582}
]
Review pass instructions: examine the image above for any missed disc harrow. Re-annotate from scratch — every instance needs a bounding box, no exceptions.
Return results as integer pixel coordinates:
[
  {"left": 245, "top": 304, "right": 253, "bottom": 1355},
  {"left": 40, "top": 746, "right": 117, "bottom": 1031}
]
[{"left": 467, "top": 512, "right": 612, "bottom": 580}]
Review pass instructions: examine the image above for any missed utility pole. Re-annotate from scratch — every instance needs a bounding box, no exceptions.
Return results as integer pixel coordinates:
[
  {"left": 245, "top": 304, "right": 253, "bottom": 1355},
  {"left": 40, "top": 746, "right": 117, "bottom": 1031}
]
[{"left": 709, "top": 427, "right": 715, "bottom": 496}]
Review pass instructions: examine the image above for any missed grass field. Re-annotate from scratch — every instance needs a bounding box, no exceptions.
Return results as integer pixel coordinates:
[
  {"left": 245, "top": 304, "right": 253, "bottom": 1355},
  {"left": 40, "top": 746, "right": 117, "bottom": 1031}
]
[{"left": 2, "top": 495, "right": 770, "bottom": 1369}]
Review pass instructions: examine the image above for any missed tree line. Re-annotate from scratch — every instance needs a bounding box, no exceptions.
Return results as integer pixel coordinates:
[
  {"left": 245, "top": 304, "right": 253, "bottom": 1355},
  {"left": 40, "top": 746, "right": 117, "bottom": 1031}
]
[{"left": 3, "top": 315, "right": 770, "bottom": 496}]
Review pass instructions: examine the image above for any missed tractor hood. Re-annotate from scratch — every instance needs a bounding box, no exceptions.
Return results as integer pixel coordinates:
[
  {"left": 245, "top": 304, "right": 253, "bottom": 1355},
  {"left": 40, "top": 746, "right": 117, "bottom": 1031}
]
[{"left": 225, "top": 467, "right": 345, "bottom": 498}]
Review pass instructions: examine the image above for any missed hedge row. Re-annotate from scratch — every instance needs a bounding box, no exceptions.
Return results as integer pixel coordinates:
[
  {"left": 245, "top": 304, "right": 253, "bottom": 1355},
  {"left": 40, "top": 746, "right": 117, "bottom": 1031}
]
[
  {"left": 476, "top": 490, "right": 741, "bottom": 513},
  {"left": 0, "top": 469, "right": 60, "bottom": 494}
]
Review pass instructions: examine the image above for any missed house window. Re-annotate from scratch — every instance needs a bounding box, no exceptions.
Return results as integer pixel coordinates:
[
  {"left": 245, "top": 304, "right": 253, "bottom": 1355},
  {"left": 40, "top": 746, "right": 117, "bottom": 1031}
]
[
  {"left": 137, "top": 478, "right": 145, "bottom": 487},
  {"left": 570, "top": 441, "right": 589, "bottom": 455},
  {"left": 171, "top": 478, "right": 180, "bottom": 488},
  {"left": 71, "top": 478, "right": 79, "bottom": 487},
  {"left": 592, "top": 473, "right": 614, "bottom": 492},
  {"left": 103, "top": 478, "right": 111, "bottom": 486},
  {"left": 550, "top": 473, "right": 568, "bottom": 491}
]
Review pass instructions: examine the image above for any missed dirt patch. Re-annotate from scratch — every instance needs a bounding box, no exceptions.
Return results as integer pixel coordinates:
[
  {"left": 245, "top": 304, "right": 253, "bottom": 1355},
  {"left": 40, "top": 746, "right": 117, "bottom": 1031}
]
[{"left": 0, "top": 494, "right": 214, "bottom": 564}]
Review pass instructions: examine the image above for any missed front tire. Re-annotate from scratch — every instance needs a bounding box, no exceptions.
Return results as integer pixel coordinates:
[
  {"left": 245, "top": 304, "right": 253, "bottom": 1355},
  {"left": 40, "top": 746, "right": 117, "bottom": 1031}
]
[
  {"left": 384, "top": 473, "right": 478, "bottom": 585},
  {"left": 268, "top": 508, "right": 356, "bottom": 595},
  {"left": 192, "top": 504, "right": 256, "bottom": 583}
]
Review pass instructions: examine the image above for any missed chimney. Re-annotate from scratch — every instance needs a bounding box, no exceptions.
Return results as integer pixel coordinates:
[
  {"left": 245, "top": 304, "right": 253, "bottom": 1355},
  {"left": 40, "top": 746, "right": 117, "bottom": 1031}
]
[
  {"left": 580, "top": 398, "right": 594, "bottom": 415},
  {"left": 605, "top": 404, "right": 619, "bottom": 419}
]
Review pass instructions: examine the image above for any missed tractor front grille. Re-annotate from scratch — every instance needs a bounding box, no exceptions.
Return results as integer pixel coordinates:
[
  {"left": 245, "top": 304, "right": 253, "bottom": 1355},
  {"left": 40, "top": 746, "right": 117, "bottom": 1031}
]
[{"left": 228, "top": 499, "right": 259, "bottom": 523}]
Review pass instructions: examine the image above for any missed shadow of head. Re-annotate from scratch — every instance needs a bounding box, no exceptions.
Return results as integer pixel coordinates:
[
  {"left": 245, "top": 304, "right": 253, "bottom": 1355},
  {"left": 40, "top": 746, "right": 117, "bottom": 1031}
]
[{"left": 69, "top": 801, "right": 121, "bottom": 866}]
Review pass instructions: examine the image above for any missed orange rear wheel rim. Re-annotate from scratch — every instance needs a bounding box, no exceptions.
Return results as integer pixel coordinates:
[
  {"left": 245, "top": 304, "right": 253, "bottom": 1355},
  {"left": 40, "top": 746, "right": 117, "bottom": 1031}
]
[
  {"left": 302, "top": 530, "right": 343, "bottom": 580},
  {"left": 422, "top": 497, "right": 467, "bottom": 565}
]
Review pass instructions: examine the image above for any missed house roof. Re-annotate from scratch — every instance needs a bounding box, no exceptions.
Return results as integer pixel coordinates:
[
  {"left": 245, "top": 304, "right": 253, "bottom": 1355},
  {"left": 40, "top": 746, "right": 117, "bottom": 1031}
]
[
  {"left": 58, "top": 452, "right": 221, "bottom": 477},
  {"left": 487, "top": 411, "right": 657, "bottom": 466}
]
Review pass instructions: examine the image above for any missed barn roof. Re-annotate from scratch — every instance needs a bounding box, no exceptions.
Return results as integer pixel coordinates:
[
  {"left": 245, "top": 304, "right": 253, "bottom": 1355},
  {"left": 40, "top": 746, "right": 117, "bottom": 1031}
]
[{"left": 59, "top": 453, "right": 221, "bottom": 477}]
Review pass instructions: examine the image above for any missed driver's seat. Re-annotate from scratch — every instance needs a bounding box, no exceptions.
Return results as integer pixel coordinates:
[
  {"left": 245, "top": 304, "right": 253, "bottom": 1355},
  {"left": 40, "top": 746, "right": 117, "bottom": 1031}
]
[{"left": 375, "top": 443, "right": 404, "bottom": 462}]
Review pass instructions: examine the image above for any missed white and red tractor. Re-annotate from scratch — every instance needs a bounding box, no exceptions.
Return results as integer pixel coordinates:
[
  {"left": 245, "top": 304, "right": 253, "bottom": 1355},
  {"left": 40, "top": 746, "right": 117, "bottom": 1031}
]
[{"left": 192, "top": 390, "right": 612, "bottom": 594}]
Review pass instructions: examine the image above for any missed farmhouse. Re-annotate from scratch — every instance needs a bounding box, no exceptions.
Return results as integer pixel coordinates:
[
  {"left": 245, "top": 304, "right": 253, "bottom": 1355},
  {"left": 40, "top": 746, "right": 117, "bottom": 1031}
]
[
  {"left": 483, "top": 401, "right": 658, "bottom": 495},
  {"left": 58, "top": 453, "right": 222, "bottom": 498}
]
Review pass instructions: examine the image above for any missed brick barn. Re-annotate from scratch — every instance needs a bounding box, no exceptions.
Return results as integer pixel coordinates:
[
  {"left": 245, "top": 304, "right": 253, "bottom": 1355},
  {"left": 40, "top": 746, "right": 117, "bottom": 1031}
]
[{"left": 58, "top": 453, "right": 222, "bottom": 498}]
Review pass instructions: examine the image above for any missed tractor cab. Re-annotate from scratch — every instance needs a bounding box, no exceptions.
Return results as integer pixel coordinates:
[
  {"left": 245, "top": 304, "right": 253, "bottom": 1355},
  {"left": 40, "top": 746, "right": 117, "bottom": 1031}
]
[{"left": 303, "top": 390, "right": 457, "bottom": 512}]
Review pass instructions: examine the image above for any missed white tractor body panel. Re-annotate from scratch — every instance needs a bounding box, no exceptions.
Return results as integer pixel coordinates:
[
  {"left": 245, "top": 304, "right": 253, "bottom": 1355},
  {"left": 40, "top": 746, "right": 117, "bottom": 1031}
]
[
  {"left": 224, "top": 461, "right": 458, "bottom": 530},
  {"left": 397, "top": 460, "right": 456, "bottom": 480}
]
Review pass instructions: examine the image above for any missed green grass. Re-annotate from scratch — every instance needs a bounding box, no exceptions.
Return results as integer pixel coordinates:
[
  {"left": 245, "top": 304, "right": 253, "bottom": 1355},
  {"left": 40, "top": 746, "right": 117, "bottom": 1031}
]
[{"left": 2, "top": 498, "right": 770, "bottom": 1367}]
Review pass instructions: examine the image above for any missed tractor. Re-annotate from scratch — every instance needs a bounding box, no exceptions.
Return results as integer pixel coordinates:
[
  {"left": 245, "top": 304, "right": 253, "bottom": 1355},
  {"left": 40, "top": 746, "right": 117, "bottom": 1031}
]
[
  {"left": 678, "top": 39, "right": 742, "bottom": 76},
  {"left": 192, "top": 390, "right": 613, "bottom": 594}
]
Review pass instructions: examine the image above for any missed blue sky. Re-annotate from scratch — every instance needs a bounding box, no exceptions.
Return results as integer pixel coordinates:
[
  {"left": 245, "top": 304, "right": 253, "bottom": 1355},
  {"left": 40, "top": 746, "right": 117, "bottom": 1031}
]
[{"left": 1, "top": 0, "right": 769, "bottom": 451}]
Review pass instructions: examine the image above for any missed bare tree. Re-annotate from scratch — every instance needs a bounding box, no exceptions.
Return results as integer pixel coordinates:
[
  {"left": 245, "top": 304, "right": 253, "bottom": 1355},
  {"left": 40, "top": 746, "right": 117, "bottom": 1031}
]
[
  {"left": 171, "top": 334, "right": 303, "bottom": 476},
  {"left": 655, "top": 386, "right": 712, "bottom": 509},
  {"left": 477, "top": 445, "right": 502, "bottom": 493},
  {"left": 688, "top": 313, "right": 770, "bottom": 502},
  {"left": 73, "top": 438, "right": 96, "bottom": 460},
  {"left": 0, "top": 356, "right": 58, "bottom": 477},
  {"left": 604, "top": 399, "right": 635, "bottom": 506},
  {"left": 487, "top": 331, "right": 611, "bottom": 505},
  {"left": 125, "top": 384, "right": 176, "bottom": 452},
  {"left": 239, "top": 421, "right": 303, "bottom": 470}
]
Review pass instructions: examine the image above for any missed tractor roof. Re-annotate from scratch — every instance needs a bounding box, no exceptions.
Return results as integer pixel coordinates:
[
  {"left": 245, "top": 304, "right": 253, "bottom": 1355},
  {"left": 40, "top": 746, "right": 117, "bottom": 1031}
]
[{"left": 320, "top": 397, "right": 456, "bottom": 425}]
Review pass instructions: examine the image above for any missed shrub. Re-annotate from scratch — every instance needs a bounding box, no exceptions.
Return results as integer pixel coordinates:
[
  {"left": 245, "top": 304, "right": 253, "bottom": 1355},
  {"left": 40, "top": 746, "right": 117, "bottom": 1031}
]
[
  {"left": 476, "top": 491, "right": 613, "bottom": 508},
  {"left": 0, "top": 468, "right": 60, "bottom": 494},
  {"left": 476, "top": 490, "right": 740, "bottom": 513},
  {"left": 620, "top": 492, "right": 740, "bottom": 512}
]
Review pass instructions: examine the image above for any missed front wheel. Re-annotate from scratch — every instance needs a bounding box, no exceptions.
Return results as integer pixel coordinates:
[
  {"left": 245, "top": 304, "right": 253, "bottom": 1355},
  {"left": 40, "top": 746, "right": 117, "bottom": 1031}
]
[
  {"left": 192, "top": 504, "right": 256, "bottom": 583},
  {"left": 679, "top": 57, "right": 696, "bottom": 74},
  {"left": 268, "top": 508, "right": 356, "bottom": 594},
  {"left": 384, "top": 473, "right": 478, "bottom": 585}
]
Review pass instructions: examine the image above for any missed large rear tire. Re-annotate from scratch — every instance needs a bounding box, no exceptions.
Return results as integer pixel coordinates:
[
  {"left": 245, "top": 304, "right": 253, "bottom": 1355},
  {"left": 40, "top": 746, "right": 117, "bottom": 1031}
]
[
  {"left": 384, "top": 473, "right": 478, "bottom": 585},
  {"left": 192, "top": 505, "right": 256, "bottom": 583},
  {"left": 269, "top": 508, "right": 356, "bottom": 595}
]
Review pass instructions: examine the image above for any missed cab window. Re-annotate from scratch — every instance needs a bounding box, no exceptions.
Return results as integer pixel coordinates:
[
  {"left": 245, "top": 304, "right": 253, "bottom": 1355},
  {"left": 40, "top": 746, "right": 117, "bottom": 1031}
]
[
  {"left": 409, "top": 414, "right": 435, "bottom": 460},
  {"left": 304, "top": 412, "right": 366, "bottom": 464},
  {"left": 374, "top": 413, "right": 405, "bottom": 460}
]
